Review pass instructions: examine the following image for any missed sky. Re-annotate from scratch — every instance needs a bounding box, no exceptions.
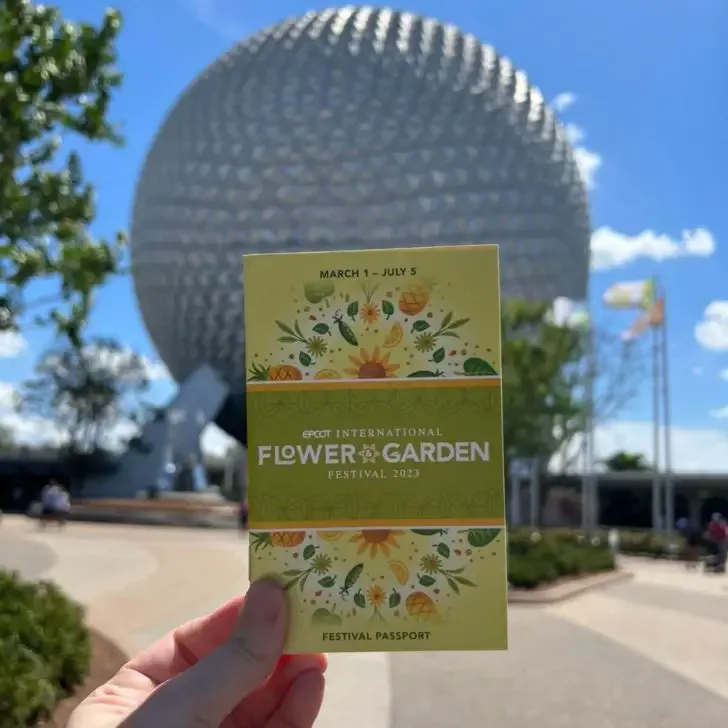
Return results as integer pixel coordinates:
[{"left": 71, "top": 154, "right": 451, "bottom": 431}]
[{"left": 0, "top": 0, "right": 727, "bottom": 470}]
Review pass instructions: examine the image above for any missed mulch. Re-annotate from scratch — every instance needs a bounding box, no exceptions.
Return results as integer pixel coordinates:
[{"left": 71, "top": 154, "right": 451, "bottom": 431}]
[{"left": 38, "top": 629, "right": 128, "bottom": 727}]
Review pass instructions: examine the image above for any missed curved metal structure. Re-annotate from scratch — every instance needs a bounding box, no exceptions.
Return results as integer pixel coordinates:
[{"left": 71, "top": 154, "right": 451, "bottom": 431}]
[{"left": 131, "top": 6, "right": 591, "bottom": 443}]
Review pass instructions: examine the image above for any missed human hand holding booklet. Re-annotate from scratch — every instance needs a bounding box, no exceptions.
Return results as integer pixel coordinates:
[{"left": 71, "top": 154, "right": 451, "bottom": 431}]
[{"left": 243, "top": 244, "right": 508, "bottom": 653}]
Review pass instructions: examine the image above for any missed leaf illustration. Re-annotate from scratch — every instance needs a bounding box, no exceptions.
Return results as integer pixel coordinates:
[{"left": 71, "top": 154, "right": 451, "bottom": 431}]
[
  {"left": 446, "top": 576, "right": 460, "bottom": 595},
  {"left": 299, "top": 572, "right": 310, "bottom": 591},
  {"left": 439, "top": 331, "right": 460, "bottom": 338},
  {"left": 278, "top": 336, "right": 299, "bottom": 343},
  {"left": 347, "top": 301, "right": 359, "bottom": 319},
  {"left": 318, "top": 575, "right": 336, "bottom": 588},
  {"left": 312, "top": 323, "right": 330, "bottom": 335},
  {"left": 418, "top": 574, "right": 436, "bottom": 587},
  {"left": 299, "top": 351, "right": 313, "bottom": 367},
  {"left": 276, "top": 320, "right": 296, "bottom": 336},
  {"left": 454, "top": 575, "right": 476, "bottom": 587},
  {"left": 448, "top": 318, "right": 470, "bottom": 329},
  {"left": 431, "top": 347, "right": 445, "bottom": 364},
  {"left": 467, "top": 529, "right": 501, "bottom": 548},
  {"left": 407, "top": 370, "right": 443, "bottom": 378},
  {"left": 436, "top": 543, "right": 450, "bottom": 558},
  {"left": 462, "top": 357, "right": 497, "bottom": 376},
  {"left": 388, "top": 590, "right": 401, "bottom": 608},
  {"left": 412, "top": 320, "right": 430, "bottom": 332},
  {"left": 303, "top": 544, "right": 317, "bottom": 560},
  {"left": 282, "top": 569, "right": 303, "bottom": 576},
  {"left": 353, "top": 590, "right": 366, "bottom": 608},
  {"left": 294, "top": 321, "right": 304, "bottom": 338},
  {"left": 382, "top": 300, "right": 394, "bottom": 318},
  {"left": 441, "top": 311, "right": 453, "bottom": 328},
  {"left": 343, "top": 564, "right": 364, "bottom": 591},
  {"left": 447, "top": 567, "right": 465, "bottom": 574},
  {"left": 411, "top": 529, "right": 446, "bottom": 536}
]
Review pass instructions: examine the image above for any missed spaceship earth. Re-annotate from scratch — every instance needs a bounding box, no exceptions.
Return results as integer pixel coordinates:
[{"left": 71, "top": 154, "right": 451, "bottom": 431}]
[{"left": 130, "top": 6, "right": 591, "bottom": 445}]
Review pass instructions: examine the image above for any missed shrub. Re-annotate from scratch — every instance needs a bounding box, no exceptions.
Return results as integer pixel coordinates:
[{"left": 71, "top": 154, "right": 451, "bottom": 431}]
[
  {"left": 507, "top": 529, "right": 616, "bottom": 589},
  {"left": 0, "top": 570, "right": 91, "bottom": 726}
]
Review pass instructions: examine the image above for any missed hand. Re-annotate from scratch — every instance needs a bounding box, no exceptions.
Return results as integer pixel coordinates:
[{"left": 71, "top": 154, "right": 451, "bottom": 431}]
[{"left": 69, "top": 580, "right": 327, "bottom": 728}]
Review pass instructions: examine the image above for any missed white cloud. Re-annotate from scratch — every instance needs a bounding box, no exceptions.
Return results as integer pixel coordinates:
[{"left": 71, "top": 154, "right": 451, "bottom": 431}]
[
  {"left": 695, "top": 302, "right": 728, "bottom": 351},
  {"left": 560, "top": 420, "right": 728, "bottom": 474},
  {"left": 552, "top": 92, "right": 577, "bottom": 112},
  {"left": 0, "top": 331, "right": 27, "bottom": 358},
  {"left": 591, "top": 227, "right": 716, "bottom": 271},
  {"left": 693, "top": 367, "right": 704, "bottom": 377},
  {"left": 546, "top": 297, "right": 589, "bottom": 328},
  {"left": 720, "top": 369, "right": 728, "bottom": 380},
  {"left": 63, "top": 344, "right": 171, "bottom": 382},
  {"left": 710, "top": 406, "right": 728, "bottom": 420},
  {"left": 201, "top": 424, "right": 237, "bottom": 458},
  {"left": 183, "top": 0, "right": 245, "bottom": 40}
]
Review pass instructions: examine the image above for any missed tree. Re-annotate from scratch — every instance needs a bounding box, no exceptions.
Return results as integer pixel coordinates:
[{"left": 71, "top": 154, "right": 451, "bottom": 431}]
[
  {"left": 0, "top": 422, "right": 15, "bottom": 452},
  {"left": 602, "top": 451, "right": 651, "bottom": 472},
  {"left": 0, "top": 1, "right": 125, "bottom": 345},
  {"left": 18, "top": 338, "right": 151, "bottom": 489},
  {"left": 502, "top": 300, "right": 646, "bottom": 470}
]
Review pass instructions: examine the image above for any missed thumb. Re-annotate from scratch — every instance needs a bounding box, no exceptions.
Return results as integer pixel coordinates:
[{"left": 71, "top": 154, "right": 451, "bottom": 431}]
[{"left": 124, "top": 580, "right": 287, "bottom": 727}]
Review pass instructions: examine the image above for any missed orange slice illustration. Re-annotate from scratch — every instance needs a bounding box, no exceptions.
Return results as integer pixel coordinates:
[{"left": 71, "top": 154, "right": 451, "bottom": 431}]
[
  {"left": 388, "top": 559, "right": 409, "bottom": 585},
  {"left": 383, "top": 322, "right": 404, "bottom": 348},
  {"left": 317, "top": 531, "right": 345, "bottom": 542},
  {"left": 314, "top": 369, "right": 341, "bottom": 379},
  {"left": 405, "top": 591, "right": 439, "bottom": 622}
]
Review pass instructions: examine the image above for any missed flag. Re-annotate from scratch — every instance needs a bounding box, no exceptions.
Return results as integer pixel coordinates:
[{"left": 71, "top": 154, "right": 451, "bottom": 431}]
[
  {"left": 622, "top": 297, "right": 665, "bottom": 341},
  {"left": 603, "top": 280, "right": 655, "bottom": 310}
]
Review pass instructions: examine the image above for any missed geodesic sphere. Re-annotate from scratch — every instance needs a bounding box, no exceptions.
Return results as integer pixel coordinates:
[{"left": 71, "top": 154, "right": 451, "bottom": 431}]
[{"left": 130, "top": 6, "right": 591, "bottom": 445}]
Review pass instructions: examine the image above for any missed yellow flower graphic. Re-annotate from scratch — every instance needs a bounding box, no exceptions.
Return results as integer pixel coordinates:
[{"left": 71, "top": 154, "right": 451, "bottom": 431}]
[
  {"left": 312, "top": 554, "right": 332, "bottom": 575},
  {"left": 366, "top": 584, "right": 386, "bottom": 607},
  {"left": 358, "top": 444, "right": 380, "bottom": 464},
  {"left": 344, "top": 346, "right": 400, "bottom": 379},
  {"left": 361, "top": 303, "right": 380, "bottom": 323},
  {"left": 305, "top": 336, "right": 328, "bottom": 358},
  {"left": 420, "top": 554, "right": 443, "bottom": 574},
  {"left": 350, "top": 529, "right": 405, "bottom": 558}
]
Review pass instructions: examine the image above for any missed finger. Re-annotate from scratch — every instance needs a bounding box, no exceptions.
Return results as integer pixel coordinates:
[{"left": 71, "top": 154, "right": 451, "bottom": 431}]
[
  {"left": 228, "top": 653, "right": 328, "bottom": 728},
  {"left": 122, "top": 579, "right": 287, "bottom": 726},
  {"left": 126, "top": 595, "right": 246, "bottom": 684},
  {"left": 266, "top": 669, "right": 326, "bottom": 728}
]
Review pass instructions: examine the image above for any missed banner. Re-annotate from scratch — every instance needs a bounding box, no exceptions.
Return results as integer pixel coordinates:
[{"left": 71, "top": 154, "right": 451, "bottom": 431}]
[
  {"left": 603, "top": 280, "right": 655, "bottom": 309},
  {"left": 622, "top": 297, "right": 665, "bottom": 341}
]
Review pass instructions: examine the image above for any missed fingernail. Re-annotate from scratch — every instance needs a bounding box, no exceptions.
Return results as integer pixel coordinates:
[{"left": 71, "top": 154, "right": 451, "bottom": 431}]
[{"left": 244, "top": 579, "right": 285, "bottom": 625}]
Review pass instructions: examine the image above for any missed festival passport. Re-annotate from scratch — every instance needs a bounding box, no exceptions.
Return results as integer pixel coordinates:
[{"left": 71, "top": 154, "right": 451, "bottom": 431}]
[{"left": 243, "top": 244, "right": 508, "bottom": 653}]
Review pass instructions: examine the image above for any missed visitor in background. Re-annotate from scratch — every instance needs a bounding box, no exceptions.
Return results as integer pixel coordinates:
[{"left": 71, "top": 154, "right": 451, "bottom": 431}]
[
  {"left": 706, "top": 513, "right": 727, "bottom": 572},
  {"left": 39, "top": 480, "right": 59, "bottom": 528},
  {"left": 677, "top": 517, "right": 701, "bottom": 569}
]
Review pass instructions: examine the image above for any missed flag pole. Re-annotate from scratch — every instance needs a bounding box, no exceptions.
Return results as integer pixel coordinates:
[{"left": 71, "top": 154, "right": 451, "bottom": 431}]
[
  {"left": 660, "top": 283, "right": 674, "bottom": 538},
  {"left": 650, "top": 276, "right": 662, "bottom": 532}
]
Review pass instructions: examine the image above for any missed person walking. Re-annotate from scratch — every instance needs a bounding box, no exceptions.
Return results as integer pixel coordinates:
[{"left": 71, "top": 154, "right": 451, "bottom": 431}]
[{"left": 706, "top": 513, "right": 727, "bottom": 573}]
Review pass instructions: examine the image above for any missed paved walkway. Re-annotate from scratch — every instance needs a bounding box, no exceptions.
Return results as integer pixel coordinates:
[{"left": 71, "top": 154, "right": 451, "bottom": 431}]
[{"left": 2, "top": 517, "right": 727, "bottom": 727}]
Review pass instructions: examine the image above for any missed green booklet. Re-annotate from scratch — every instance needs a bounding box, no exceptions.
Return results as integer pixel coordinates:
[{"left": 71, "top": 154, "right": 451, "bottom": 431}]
[{"left": 243, "top": 244, "right": 508, "bottom": 653}]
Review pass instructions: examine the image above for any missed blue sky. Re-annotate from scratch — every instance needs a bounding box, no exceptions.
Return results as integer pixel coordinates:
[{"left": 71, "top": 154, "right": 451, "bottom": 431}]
[{"left": 1, "top": 0, "right": 727, "bottom": 468}]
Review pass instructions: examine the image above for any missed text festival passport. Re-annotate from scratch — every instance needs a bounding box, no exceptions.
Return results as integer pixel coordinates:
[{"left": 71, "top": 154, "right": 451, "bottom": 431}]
[{"left": 243, "top": 244, "right": 508, "bottom": 653}]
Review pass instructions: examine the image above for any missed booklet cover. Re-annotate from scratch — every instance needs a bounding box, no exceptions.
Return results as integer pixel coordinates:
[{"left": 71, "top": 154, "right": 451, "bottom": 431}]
[{"left": 243, "top": 244, "right": 507, "bottom": 653}]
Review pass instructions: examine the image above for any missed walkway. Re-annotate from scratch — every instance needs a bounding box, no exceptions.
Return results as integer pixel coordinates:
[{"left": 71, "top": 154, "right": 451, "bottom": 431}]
[{"left": 2, "top": 517, "right": 727, "bottom": 727}]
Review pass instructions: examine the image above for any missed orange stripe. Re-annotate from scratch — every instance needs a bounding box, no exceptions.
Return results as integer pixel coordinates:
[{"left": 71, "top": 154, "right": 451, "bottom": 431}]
[
  {"left": 249, "top": 517, "right": 504, "bottom": 530},
  {"left": 247, "top": 377, "right": 501, "bottom": 393}
]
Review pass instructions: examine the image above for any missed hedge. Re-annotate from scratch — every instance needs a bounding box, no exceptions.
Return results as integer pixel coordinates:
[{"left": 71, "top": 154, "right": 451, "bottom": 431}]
[
  {"left": 0, "top": 570, "right": 91, "bottom": 727},
  {"left": 507, "top": 529, "right": 616, "bottom": 589}
]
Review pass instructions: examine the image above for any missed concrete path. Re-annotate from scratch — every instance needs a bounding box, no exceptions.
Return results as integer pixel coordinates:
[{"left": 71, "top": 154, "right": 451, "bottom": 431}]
[{"left": 2, "top": 516, "right": 727, "bottom": 727}]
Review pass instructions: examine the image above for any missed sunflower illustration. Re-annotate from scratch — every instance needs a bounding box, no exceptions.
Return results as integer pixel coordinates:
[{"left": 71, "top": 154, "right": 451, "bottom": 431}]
[
  {"left": 312, "top": 554, "right": 332, "bottom": 575},
  {"left": 350, "top": 529, "right": 405, "bottom": 558},
  {"left": 420, "top": 554, "right": 443, "bottom": 574},
  {"left": 345, "top": 346, "right": 400, "bottom": 379}
]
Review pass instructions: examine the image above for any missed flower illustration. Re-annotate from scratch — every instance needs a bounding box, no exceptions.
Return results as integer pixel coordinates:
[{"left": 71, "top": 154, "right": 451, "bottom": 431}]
[
  {"left": 305, "top": 336, "right": 328, "bottom": 358},
  {"left": 358, "top": 444, "right": 380, "bottom": 464},
  {"left": 414, "top": 332, "right": 437, "bottom": 352},
  {"left": 344, "top": 346, "right": 400, "bottom": 379},
  {"left": 366, "top": 584, "right": 386, "bottom": 607},
  {"left": 420, "top": 554, "right": 443, "bottom": 574},
  {"left": 360, "top": 303, "right": 380, "bottom": 324},
  {"left": 312, "top": 554, "right": 332, "bottom": 575},
  {"left": 350, "top": 529, "right": 405, "bottom": 558}
]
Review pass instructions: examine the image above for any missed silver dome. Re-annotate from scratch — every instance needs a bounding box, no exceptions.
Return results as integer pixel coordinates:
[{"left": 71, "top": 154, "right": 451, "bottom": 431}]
[{"left": 130, "top": 6, "right": 591, "bottom": 443}]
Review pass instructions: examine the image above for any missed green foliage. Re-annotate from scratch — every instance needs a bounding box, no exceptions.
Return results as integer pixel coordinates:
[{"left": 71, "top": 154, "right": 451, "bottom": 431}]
[
  {"left": 0, "top": 1, "right": 125, "bottom": 345},
  {"left": 507, "top": 529, "right": 616, "bottom": 589},
  {"left": 0, "top": 570, "right": 91, "bottom": 726},
  {"left": 602, "top": 450, "right": 651, "bottom": 472},
  {"left": 501, "top": 300, "right": 585, "bottom": 461}
]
